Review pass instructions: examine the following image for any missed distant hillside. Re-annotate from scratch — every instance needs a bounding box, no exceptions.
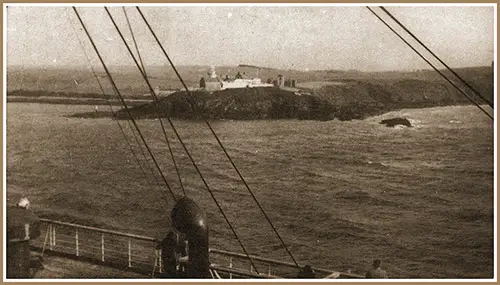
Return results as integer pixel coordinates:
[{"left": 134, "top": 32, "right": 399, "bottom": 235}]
[
  {"left": 7, "top": 65, "right": 194, "bottom": 96},
  {"left": 7, "top": 65, "right": 493, "bottom": 97},
  {"left": 306, "top": 79, "right": 480, "bottom": 120}
]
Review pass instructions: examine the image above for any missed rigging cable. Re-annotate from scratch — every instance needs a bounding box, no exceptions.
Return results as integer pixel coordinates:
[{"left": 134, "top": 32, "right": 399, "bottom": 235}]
[
  {"left": 122, "top": 7, "right": 186, "bottom": 197},
  {"left": 67, "top": 12, "right": 167, "bottom": 206},
  {"left": 379, "top": 6, "right": 494, "bottom": 109},
  {"left": 104, "top": 7, "right": 261, "bottom": 274},
  {"left": 72, "top": 6, "right": 178, "bottom": 202},
  {"left": 136, "top": 6, "right": 301, "bottom": 269},
  {"left": 122, "top": 7, "right": 148, "bottom": 78},
  {"left": 366, "top": 6, "right": 493, "bottom": 120}
]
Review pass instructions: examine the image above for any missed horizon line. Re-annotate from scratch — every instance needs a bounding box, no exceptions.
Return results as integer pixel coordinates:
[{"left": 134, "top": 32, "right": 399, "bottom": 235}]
[{"left": 5, "top": 63, "right": 493, "bottom": 73}]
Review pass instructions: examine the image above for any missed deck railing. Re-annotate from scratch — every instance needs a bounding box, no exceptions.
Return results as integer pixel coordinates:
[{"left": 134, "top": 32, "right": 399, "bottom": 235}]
[
  {"left": 33, "top": 219, "right": 161, "bottom": 276},
  {"left": 31, "top": 219, "right": 363, "bottom": 279}
]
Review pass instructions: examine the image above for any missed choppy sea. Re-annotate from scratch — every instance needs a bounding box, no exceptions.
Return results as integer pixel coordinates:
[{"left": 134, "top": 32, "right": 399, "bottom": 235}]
[{"left": 6, "top": 103, "right": 494, "bottom": 278}]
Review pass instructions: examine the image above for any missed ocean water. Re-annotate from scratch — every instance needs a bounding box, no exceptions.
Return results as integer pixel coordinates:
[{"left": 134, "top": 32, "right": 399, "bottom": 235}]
[{"left": 6, "top": 103, "right": 494, "bottom": 278}]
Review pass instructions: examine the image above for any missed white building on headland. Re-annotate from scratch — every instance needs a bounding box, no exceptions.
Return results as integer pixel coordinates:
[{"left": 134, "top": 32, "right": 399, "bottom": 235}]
[
  {"left": 221, "top": 78, "right": 274, "bottom": 90},
  {"left": 204, "top": 67, "right": 274, "bottom": 91}
]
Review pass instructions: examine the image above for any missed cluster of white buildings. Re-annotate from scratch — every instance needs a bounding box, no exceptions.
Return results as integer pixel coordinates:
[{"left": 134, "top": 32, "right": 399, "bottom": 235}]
[{"left": 202, "top": 66, "right": 275, "bottom": 91}]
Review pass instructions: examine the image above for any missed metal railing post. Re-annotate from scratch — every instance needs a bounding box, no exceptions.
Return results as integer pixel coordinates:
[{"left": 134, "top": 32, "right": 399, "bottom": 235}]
[
  {"left": 48, "top": 224, "right": 53, "bottom": 251},
  {"left": 152, "top": 249, "right": 160, "bottom": 277},
  {"left": 41, "top": 226, "right": 49, "bottom": 255},
  {"left": 128, "top": 238, "right": 132, "bottom": 268},
  {"left": 101, "top": 233, "right": 105, "bottom": 262},
  {"left": 52, "top": 225, "right": 56, "bottom": 246},
  {"left": 75, "top": 228, "right": 79, "bottom": 256},
  {"left": 158, "top": 249, "right": 163, "bottom": 273}
]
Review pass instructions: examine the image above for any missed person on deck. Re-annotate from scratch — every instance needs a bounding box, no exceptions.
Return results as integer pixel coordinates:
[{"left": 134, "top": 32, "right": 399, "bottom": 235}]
[
  {"left": 17, "top": 197, "right": 30, "bottom": 209},
  {"left": 159, "top": 231, "right": 179, "bottom": 278},
  {"left": 297, "top": 265, "right": 316, "bottom": 278},
  {"left": 7, "top": 197, "right": 42, "bottom": 278},
  {"left": 365, "top": 259, "right": 388, "bottom": 279}
]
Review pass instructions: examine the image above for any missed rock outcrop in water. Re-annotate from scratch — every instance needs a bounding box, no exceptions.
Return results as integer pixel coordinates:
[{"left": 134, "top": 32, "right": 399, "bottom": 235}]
[{"left": 380, "top": 118, "right": 412, "bottom": 127}]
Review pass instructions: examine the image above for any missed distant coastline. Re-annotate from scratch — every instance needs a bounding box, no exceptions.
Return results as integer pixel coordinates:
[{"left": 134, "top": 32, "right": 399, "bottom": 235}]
[{"left": 6, "top": 65, "right": 493, "bottom": 121}]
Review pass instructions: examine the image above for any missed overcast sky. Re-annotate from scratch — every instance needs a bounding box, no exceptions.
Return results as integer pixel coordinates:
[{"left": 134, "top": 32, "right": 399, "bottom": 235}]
[{"left": 6, "top": 5, "right": 495, "bottom": 71}]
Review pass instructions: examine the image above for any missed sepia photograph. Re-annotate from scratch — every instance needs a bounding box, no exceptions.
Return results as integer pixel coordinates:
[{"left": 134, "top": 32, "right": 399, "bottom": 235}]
[{"left": 4, "top": 3, "right": 495, "bottom": 280}]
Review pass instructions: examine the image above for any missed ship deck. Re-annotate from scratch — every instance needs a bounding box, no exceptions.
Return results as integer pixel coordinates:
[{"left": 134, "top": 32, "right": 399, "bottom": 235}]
[{"left": 31, "top": 252, "right": 149, "bottom": 279}]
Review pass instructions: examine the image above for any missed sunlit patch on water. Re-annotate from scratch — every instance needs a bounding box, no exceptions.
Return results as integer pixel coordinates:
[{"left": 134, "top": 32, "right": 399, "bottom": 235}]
[
  {"left": 366, "top": 160, "right": 389, "bottom": 168},
  {"left": 393, "top": 124, "right": 408, "bottom": 130}
]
